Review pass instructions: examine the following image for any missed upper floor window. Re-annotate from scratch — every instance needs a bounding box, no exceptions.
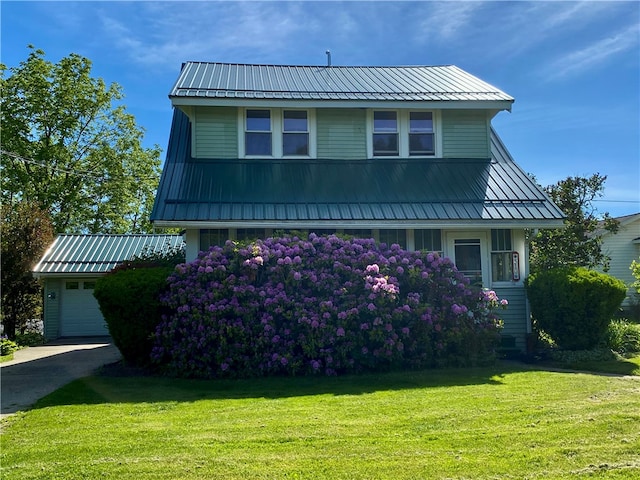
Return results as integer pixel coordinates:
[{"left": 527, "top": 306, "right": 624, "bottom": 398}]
[
  {"left": 373, "top": 111, "right": 399, "bottom": 156},
  {"left": 370, "top": 110, "right": 436, "bottom": 157},
  {"left": 245, "top": 109, "right": 272, "bottom": 156},
  {"left": 242, "top": 108, "right": 313, "bottom": 158},
  {"left": 283, "top": 111, "right": 309, "bottom": 156},
  {"left": 409, "top": 112, "right": 434, "bottom": 155}
]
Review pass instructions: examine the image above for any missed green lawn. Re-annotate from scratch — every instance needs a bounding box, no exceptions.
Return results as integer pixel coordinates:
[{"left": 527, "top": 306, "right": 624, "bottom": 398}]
[{"left": 1, "top": 363, "right": 639, "bottom": 479}]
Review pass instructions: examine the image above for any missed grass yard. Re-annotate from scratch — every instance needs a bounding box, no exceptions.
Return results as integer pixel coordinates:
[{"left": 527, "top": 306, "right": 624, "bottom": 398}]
[{"left": 1, "top": 363, "right": 639, "bottom": 479}]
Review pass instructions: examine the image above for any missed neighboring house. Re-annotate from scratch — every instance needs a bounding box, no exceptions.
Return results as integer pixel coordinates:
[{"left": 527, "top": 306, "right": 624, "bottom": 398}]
[
  {"left": 33, "top": 234, "right": 184, "bottom": 339},
  {"left": 598, "top": 213, "right": 640, "bottom": 311},
  {"left": 150, "top": 62, "right": 565, "bottom": 350}
]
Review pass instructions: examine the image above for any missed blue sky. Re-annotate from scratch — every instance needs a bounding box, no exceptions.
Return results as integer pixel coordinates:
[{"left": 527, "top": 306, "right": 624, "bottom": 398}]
[{"left": 3, "top": 1, "right": 639, "bottom": 218}]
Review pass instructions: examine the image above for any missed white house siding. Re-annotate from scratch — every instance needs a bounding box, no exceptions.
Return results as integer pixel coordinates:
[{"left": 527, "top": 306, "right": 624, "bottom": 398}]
[
  {"left": 600, "top": 216, "right": 640, "bottom": 307},
  {"left": 43, "top": 278, "right": 61, "bottom": 340},
  {"left": 441, "top": 110, "right": 490, "bottom": 158},
  {"left": 194, "top": 106, "right": 238, "bottom": 158},
  {"left": 316, "top": 109, "right": 367, "bottom": 159}
]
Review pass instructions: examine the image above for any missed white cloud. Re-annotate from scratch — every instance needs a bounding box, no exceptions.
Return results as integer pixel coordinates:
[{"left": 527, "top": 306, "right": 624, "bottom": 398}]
[{"left": 540, "top": 23, "right": 640, "bottom": 80}]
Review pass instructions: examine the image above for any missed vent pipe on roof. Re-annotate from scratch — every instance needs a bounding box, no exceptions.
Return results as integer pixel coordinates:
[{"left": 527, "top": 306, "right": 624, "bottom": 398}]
[{"left": 326, "top": 50, "right": 331, "bottom": 67}]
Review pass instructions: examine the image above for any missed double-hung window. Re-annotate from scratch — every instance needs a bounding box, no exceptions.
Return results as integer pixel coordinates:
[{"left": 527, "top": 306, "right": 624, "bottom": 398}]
[
  {"left": 491, "top": 229, "right": 513, "bottom": 282},
  {"left": 243, "top": 109, "right": 312, "bottom": 157},
  {"left": 283, "top": 110, "right": 309, "bottom": 156},
  {"left": 371, "top": 110, "right": 435, "bottom": 157},
  {"left": 373, "top": 111, "right": 399, "bottom": 156},
  {"left": 245, "top": 109, "right": 272, "bottom": 156},
  {"left": 409, "top": 112, "right": 434, "bottom": 155},
  {"left": 415, "top": 229, "right": 442, "bottom": 254}
]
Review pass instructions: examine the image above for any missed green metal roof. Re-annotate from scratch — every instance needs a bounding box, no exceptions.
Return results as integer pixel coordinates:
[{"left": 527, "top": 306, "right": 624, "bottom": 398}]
[
  {"left": 170, "top": 62, "right": 514, "bottom": 107},
  {"left": 33, "top": 234, "right": 184, "bottom": 276},
  {"left": 150, "top": 110, "right": 564, "bottom": 228}
]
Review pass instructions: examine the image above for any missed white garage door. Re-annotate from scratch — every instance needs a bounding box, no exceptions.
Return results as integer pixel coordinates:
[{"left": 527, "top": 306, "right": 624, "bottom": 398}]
[{"left": 60, "top": 279, "right": 109, "bottom": 336}]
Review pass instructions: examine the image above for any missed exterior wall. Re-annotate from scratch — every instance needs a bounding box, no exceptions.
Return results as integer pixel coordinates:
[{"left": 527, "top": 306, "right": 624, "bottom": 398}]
[
  {"left": 190, "top": 106, "right": 493, "bottom": 161},
  {"left": 493, "top": 286, "right": 528, "bottom": 350},
  {"left": 599, "top": 217, "right": 640, "bottom": 307},
  {"left": 317, "top": 108, "right": 367, "bottom": 159},
  {"left": 441, "top": 110, "right": 490, "bottom": 158},
  {"left": 43, "top": 277, "right": 61, "bottom": 340},
  {"left": 194, "top": 106, "right": 238, "bottom": 158}
]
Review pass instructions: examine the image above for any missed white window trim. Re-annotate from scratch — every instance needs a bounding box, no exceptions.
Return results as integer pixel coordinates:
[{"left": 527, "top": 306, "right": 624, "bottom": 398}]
[
  {"left": 366, "top": 109, "right": 440, "bottom": 158},
  {"left": 239, "top": 108, "right": 316, "bottom": 158}
]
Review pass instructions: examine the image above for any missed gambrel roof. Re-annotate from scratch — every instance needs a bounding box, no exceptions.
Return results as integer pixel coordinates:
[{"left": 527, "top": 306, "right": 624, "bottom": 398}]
[
  {"left": 170, "top": 62, "right": 514, "bottom": 109},
  {"left": 150, "top": 109, "right": 565, "bottom": 229},
  {"left": 33, "top": 234, "right": 184, "bottom": 276}
]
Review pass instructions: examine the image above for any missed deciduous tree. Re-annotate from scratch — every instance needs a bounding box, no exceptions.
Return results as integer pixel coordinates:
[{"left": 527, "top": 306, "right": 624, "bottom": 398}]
[
  {"left": 1, "top": 46, "right": 161, "bottom": 234},
  {"left": 529, "top": 173, "right": 619, "bottom": 274},
  {"left": 1, "top": 201, "right": 54, "bottom": 339}
]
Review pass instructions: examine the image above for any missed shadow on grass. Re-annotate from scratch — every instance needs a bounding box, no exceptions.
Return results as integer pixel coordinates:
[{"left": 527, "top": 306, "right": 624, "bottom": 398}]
[{"left": 32, "top": 361, "right": 531, "bottom": 411}]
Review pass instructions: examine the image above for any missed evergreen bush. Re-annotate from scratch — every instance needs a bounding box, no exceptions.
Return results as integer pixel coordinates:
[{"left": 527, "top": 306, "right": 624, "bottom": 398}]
[
  {"left": 94, "top": 267, "right": 174, "bottom": 366},
  {"left": 526, "top": 267, "right": 626, "bottom": 351}
]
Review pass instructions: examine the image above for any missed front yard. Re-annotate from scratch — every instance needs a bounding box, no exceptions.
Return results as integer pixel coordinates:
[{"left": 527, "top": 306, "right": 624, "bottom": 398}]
[{"left": 1, "top": 363, "right": 639, "bottom": 479}]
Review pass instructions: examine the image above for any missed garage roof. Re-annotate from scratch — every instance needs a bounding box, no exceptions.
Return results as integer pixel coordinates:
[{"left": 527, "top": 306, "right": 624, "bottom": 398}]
[{"left": 33, "top": 234, "right": 184, "bottom": 276}]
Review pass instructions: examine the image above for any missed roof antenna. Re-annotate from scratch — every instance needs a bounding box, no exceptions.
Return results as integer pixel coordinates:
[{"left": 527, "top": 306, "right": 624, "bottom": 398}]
[{"left": 325, "top": 50, "right": 331, "bottom": 67}]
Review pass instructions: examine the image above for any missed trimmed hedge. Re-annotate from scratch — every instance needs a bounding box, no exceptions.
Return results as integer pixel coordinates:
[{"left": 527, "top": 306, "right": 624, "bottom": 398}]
[
  {"left": 526, "top": 267, "right": 626, "bottom": 351},
  {"left": 94, "top": 267, "right": 173, "bottom": 366}
]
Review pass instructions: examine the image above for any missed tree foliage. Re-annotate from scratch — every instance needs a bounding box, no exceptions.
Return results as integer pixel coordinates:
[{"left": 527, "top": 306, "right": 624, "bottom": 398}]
[
  {"left": 529, "top": 173, "right": 619, "bottom": 274},
  {"left": 1, "top": 201, "right": 54, "bottom": 339},
  {"left": 0, "top": 46, "right": 161, "bottom": 234}
]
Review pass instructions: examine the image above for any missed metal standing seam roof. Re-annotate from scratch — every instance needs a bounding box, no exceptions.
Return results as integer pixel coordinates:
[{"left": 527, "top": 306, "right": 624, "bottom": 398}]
[
  {"left": 32, "top": 234, "right": 184, "bottom": 275},
  {"left": 150, "top": 109, "right": 565, "bottom": 227},
  {"left": 170, "top": 62, "right": 514, "bottom": 104}
]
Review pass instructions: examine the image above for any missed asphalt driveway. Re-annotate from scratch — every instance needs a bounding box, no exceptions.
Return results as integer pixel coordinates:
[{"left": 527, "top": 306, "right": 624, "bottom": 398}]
[{"left": 1, "top": 337, "right": 121, "bottom": 418}]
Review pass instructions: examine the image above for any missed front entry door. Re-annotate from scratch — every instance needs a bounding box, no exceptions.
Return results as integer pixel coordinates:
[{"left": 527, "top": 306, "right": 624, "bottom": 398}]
[{"left": 446, "top": 232, "right": 489, "bottom": 287}]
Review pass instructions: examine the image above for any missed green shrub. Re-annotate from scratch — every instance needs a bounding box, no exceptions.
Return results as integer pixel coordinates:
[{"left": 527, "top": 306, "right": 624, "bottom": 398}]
[
  {"left": 526, "top": 267, "right": 626, "bottom": 351},
  {"left": 15, "top": 331, "right": 44, "bottom": 347},
  {"left": 1, "top": 336, "right": 19, "bottom": 356},
  {"left": 606, "top": 319, "right": 640, "bottom": 354},
  {"left": 94, "top": 267, "right": 174, "bottom": 366}
]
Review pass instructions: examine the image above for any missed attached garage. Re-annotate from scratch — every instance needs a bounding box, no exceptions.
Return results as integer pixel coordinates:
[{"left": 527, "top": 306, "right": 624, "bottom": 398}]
[{"left": 33, "top": 234, "right": 184, "bottom": 340}]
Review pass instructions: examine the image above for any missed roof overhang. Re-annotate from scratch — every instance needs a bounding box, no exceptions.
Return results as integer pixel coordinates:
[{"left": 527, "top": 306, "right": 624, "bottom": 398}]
[
  {"left": 170, "top": 97, "right": 514, "bottom": 112},
  {"left": 153, "top": 219, "right": 566, "bottom": 230}
]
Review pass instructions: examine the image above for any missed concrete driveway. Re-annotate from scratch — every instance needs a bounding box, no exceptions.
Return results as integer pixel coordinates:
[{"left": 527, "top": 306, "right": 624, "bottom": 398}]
[{"left": 1, "top": 337, "right": 121, "bottom": 418}]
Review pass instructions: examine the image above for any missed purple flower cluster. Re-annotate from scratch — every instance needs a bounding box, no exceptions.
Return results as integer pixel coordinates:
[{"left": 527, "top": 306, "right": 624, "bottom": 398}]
[{"left": 151, "top": 234, "right": 505, "bottom": 378}]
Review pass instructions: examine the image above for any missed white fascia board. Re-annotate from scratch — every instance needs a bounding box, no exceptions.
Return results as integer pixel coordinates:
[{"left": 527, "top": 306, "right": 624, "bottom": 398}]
[
  {"left": 153, "top": 219, "right": 565, "bottom": 230},
  {"left": 170, "top": 97, "right": 514, "bottom": 112}
]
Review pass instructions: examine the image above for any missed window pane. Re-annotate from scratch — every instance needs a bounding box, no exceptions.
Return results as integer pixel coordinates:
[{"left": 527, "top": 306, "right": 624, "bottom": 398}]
[
  {"left": 409, "top": 133, "right": 434, "bottom": 155},
  {"left": 454, "top": 239, "right": 483, "bottom": 286},
  {"left": 410, "top": 112, "right": 433, "bottom": 132},
  {"left": 491, "top": 229, "right": 512, "bottom": 251},
  {"left": 83, "top": 281, "right": 96, "bottom": 290},
  {"left": 236, "top": 228, "right": 266, "bottom": 241},
  {"left": 492, "top": 252, "right": 513, "bottom": 282},
  {"left": 245, "top": 132, "right": 272, "bottom": 155},
  {"left": 379, "top": 229, "right": 407, "bottom": 248},
  {"left": 284, "top": 111, "right": 307, "bottom": 132},
  {"left": 200, "top": 229, "right": 229, "bottom": 250},
  {"left": 374, "top": 111, "right": 397, "bottom": 132},
  {"left": 415, "top": 229, "right": 442, "bottom": 252},
  {"left": 373, "top": 133, "right": 398, "bottom": 156},
  {"left": 343, "top": 229, "right": 372, "bottom": 238},
  {"left": 65, "top": 281, "right": 79, "bottom": 290},
  {"left": 283, "top": 133, "right": 309, "bottom": 156},
  {"left": 246, "top": 110, "right": 271, "bottom": 131}
]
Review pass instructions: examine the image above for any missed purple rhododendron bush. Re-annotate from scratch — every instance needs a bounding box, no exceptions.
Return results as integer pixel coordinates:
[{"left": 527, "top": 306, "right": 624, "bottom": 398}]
[{"left": 151, "top": 234, "right": 506, "bottom": 378}]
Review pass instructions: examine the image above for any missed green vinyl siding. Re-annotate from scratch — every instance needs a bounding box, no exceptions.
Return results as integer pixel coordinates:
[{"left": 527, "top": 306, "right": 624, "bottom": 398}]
[
  {"left": 194, "top": 106, "right": 238, "bottom": 158},
  {"left": 492, "top": 286, "right": 528, "bottom": 350},
  {"left": 441, "top": 110, "right": 490, "bottom": 158},
  {"left": 317, "top": 109, "right": 367, "bottom": 159},
  {"left": 44, "top": 278, "right": 61, "bottom": 340}
]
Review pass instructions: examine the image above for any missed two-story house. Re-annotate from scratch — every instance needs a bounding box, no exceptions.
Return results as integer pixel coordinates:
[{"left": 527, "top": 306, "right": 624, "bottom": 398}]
[{"left": 151, "top": 62, "right": 565, "bottom": 350}]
